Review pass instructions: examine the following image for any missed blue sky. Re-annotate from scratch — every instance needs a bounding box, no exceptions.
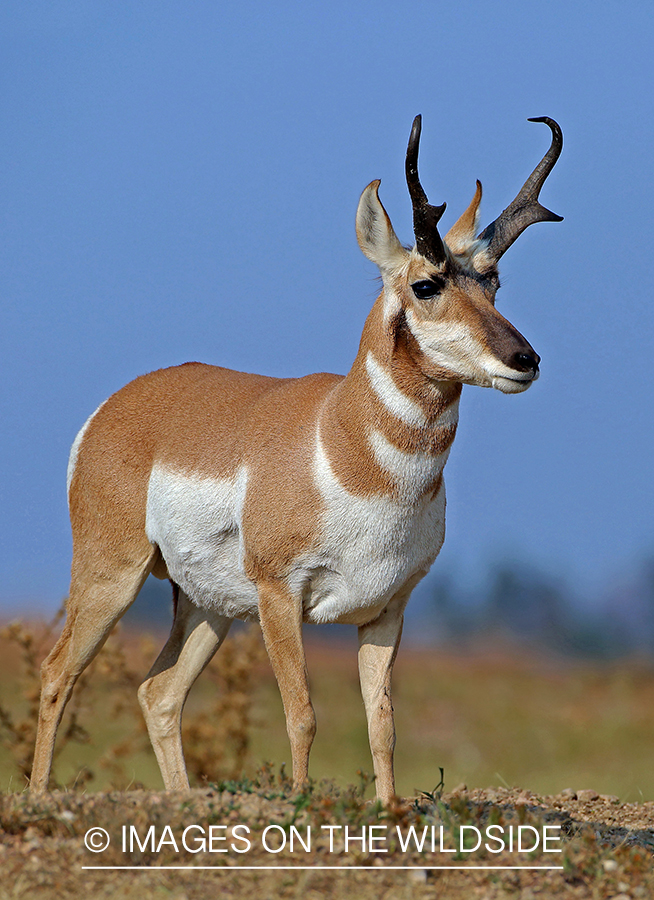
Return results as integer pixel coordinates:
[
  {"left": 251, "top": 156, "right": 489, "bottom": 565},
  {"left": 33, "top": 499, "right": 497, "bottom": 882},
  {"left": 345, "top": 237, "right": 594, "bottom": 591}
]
[{"left": 1, "top": 1, "right": 652, "bottom": 614}]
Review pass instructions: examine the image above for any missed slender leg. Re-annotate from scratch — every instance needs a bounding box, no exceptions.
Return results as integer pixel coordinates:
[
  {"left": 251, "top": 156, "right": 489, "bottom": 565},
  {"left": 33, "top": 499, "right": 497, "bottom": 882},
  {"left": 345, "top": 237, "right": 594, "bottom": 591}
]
[
  {"left": 358, "top": 585, "right": 415, "bottom": 805},
  {"left": 257, "top": 581, "right": 315, "bottom": 789},
  {"left": 137, "top": 587, "right": 232, "bottom": 790},
  {"left": 31, "top": 552, "right": 155, "bottom": 793}
]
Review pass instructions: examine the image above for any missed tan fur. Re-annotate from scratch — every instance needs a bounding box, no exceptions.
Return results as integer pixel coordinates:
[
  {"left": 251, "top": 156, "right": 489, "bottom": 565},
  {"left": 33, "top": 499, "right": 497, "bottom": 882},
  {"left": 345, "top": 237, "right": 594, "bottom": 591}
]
[{"left": 31, "top": 124, "right": 551, "bottom": 805}]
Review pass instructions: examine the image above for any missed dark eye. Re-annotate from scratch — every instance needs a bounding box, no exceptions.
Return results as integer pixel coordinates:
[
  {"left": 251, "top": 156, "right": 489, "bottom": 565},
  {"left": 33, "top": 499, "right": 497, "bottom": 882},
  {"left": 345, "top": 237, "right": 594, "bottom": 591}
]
[
  {"left": 411, "top": 279, "right": 444, "bottom": 300},
  {"left": 482, "top": 271, "right": 501, "bottom": 292}
]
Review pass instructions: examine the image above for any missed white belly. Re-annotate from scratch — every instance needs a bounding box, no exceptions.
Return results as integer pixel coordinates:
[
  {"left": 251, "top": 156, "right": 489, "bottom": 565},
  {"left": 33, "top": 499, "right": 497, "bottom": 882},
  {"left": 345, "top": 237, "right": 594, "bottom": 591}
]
[
  {"left": 145, "top": 455, "right": 446, "bottom": 627},
  {"left": 145, "top": 464, "right": 260, "bottom": 620}
]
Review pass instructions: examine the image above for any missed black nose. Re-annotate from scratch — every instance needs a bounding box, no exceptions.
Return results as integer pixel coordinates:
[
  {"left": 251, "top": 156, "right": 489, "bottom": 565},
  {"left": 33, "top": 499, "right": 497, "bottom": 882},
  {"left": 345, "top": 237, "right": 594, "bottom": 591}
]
[{"left": 512, "top": 351, "right": 540, "bottom": 374}]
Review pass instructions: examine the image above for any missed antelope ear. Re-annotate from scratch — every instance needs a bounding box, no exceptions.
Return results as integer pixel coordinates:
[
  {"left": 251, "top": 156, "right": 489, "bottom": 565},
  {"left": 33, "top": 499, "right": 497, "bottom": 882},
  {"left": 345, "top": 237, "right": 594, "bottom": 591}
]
[
  {"left": 356, "top": 180, "right": 408, "bottom": 273},
  {"left": 445, "top": 180, "right": 483, "bottom": 255}
]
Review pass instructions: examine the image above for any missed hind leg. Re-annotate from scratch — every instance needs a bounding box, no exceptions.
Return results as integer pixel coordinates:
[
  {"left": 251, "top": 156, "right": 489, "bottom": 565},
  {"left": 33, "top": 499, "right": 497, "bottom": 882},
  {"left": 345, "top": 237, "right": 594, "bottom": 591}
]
[
  {"left": 31, "top": 548, "right": 156, "bottom": 793},
  {"left": 137, "top": 587, "right": 232, "bottom": 790}
]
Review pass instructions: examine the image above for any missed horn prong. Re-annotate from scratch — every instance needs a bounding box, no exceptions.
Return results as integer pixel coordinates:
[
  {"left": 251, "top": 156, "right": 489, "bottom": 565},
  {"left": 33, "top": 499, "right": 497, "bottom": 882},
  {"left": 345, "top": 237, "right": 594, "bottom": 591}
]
[{"left": 479, "top": 117, "right": 563, "bottom": 262}]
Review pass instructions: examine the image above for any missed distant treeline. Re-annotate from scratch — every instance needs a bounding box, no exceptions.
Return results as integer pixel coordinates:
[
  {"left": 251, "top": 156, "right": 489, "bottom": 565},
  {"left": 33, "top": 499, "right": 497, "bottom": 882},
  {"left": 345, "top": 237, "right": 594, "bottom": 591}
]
[
  {"left": 125, "top": 558, "right": 654, "bottom": 659},
  {"left": 420, "top": 558, "right": 654, "bottom": 658}
]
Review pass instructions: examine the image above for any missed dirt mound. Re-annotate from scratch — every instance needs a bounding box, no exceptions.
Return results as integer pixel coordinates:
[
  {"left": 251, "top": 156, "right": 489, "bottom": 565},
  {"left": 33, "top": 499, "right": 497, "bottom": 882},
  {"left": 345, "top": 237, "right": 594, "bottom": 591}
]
[{"left": 1, "top": 783, "right": 652, "bottom": 899}]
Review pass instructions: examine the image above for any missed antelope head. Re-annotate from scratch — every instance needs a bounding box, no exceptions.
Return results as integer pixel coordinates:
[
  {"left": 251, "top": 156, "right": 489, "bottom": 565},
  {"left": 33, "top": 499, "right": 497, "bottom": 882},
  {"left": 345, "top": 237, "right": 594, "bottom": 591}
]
[{"left": 356, "top": 115, "right": 563, "bottom": 394}]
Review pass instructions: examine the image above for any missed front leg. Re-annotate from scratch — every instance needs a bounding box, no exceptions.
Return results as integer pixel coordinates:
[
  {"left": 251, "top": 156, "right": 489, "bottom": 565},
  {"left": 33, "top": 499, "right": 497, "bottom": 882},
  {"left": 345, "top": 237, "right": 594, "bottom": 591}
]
[
  {"left": 257, "top": 580, "right": 316, "bottom": 790},
  {"left": 358, "top": 582, "right": 418, "bottom": 805}
]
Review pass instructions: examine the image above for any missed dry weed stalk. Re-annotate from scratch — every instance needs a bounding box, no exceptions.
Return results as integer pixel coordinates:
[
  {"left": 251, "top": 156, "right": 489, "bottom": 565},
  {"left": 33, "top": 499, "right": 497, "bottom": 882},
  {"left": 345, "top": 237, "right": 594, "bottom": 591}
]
[
  {"left": 93, "top": 629, "right": 155, "bottom": 788},
  {"left": 1, "top": 604, "right": 267, "bottom": 790},
  {"left": 182, "top": 624, "right": 267, "bottom": 784},
  {"left": 0, "top": 606, "right": 92, "bottom": 787},
  {"left": 95, "top": 622, "right": 268, "bottom": 788}
]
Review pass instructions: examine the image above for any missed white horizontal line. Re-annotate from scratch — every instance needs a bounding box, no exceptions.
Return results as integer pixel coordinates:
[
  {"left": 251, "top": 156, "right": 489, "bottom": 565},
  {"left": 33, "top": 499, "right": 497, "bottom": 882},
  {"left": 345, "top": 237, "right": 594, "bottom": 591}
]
[{"left": 82, "top": 865, "right": 564, "bottom": 871}]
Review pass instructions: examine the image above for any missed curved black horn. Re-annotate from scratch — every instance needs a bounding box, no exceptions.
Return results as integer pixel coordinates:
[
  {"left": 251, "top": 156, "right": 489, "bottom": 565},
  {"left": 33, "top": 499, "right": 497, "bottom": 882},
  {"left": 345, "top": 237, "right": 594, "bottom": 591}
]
[
  {"left": 405, "top": 115, "right": 447, "bottom": 265},
  {"left": 479, "top": 117, "right": 563, "bottom": 263}
]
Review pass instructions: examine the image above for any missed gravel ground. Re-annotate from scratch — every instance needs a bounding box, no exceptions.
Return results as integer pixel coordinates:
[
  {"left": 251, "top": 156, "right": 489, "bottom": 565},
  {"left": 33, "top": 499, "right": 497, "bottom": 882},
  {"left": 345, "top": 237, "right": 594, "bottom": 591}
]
[{"left": 1, "top": 785, "right": 652, "bottom": 899}]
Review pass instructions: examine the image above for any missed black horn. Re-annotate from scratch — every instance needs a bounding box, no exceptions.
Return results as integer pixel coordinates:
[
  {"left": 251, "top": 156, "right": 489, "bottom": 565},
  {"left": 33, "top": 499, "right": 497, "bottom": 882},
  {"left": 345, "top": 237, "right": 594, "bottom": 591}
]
[
  {"left": 405, "top": 115, "right": 447, "bottom": 265},
  {"left": 479, "top": 117, "right": 563, "bottom": 262}
]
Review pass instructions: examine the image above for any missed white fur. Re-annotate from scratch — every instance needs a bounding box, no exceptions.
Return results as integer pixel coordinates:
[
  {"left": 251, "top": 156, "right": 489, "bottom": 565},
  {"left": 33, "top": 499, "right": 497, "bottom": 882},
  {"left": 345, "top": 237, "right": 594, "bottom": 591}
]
[
  {"left": 382, "top": 288, "right": 402, "bottom": 324},
  {"left": 490, "top": 369, "right": 538, "bottom": 393},
  {"left": 406, "top": 310, "right": 488, "bottom": 381},
  {"left": 433, "top": 396, "right": 461, "bottom": 429},
  {"left": 480, "top": 350, "right": 539, "bottom": 393},
  {"left": 356, "top": 181, "right": 408, "bottom": 274},
  {"left": 66, "top": 400, "right": 107, "bottom": 498},
  {"left": 406, "top": 310, "right": 537, "bottom": 394},
  {"left": 469, "top": 239, "right": 493, "bottom": 272},
  {"left": 145, "top": 464, "right": 259, "bottom": 619},
  {"left": 288, "top": 430, "right": 446, "bottom": 626},
  {"left": 368, "top": 428, "right": 449, "bottom": 499},
  {"left": 451, "top": 238, "right": 489, "bottom": 270},
  {"left": 365, "top": 352, "right": 428, "bottom": 427}
]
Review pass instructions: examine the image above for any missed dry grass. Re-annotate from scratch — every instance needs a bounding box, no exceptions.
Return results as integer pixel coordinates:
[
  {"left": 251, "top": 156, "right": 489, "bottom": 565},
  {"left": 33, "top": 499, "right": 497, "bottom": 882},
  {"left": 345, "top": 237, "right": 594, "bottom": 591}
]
[
  {"left": 3, "top": 615, "right": 654, "bottom": 799},
  {"left": 1, "top": 615, "right": 654, "bottom": 898},
  {"left": 0, "top": 611, "right": 93, "bottom": 787},
  {"left": 0, "top": 611, "right": 268, "bottom": 791},
  {"left": 1, "top": 779, "right": 652, "bottom": 899}
]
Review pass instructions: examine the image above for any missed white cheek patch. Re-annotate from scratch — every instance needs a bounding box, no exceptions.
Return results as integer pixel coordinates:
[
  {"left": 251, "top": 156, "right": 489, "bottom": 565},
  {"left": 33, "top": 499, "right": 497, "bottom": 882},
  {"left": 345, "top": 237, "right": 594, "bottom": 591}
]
[
  {"left": 145, "top": 464, "right": 259, "bottom": 618},
  {"left": 406, "top": 309, "right": 491, "bottom": 384},
  {"left": 365, "top": 352, "right": 428, "bottom": 427},
  {"left": 406, "top": 309, "right": 538, "bottom": 392},
  {"left": 67, "top": 399, "right": 107, "bottom": 499},
  {"left": 368, "top": 428, "right": 448, "bottom": 496}
]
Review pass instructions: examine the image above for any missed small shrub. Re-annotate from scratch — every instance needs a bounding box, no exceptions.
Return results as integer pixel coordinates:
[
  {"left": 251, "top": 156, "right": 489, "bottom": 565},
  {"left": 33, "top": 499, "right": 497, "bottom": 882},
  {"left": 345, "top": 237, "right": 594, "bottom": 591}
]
[
  {"left": 182, "top": 624, "right": 267, "bottom": 784},
  {"left": 0, "top": 608, "right": 92, "bottom": 787},
  {"left": 0, "top": 610, "right": 267, "bottom": 791}
]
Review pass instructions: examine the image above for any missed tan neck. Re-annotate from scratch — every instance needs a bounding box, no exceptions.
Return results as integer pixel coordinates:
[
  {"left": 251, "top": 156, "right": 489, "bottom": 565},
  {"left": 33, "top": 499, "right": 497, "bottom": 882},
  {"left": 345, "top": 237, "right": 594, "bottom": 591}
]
[{"left": 317, "top": 294, "right": 462, "bottom": 500}]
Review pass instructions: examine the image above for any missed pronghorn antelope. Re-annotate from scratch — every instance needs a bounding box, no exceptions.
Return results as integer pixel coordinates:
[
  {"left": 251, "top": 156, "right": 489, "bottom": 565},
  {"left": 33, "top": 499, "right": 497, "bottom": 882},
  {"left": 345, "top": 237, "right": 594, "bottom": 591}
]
[{"left": 31, "top": 115, "right": 562, "bottom": 802}]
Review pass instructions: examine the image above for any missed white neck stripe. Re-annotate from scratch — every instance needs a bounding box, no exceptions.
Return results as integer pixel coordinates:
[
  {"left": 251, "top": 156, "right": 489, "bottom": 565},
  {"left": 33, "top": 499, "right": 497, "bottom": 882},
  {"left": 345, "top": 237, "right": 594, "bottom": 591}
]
[{"left": 365, "top": 352, "right": 427, "bottom": 428}]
